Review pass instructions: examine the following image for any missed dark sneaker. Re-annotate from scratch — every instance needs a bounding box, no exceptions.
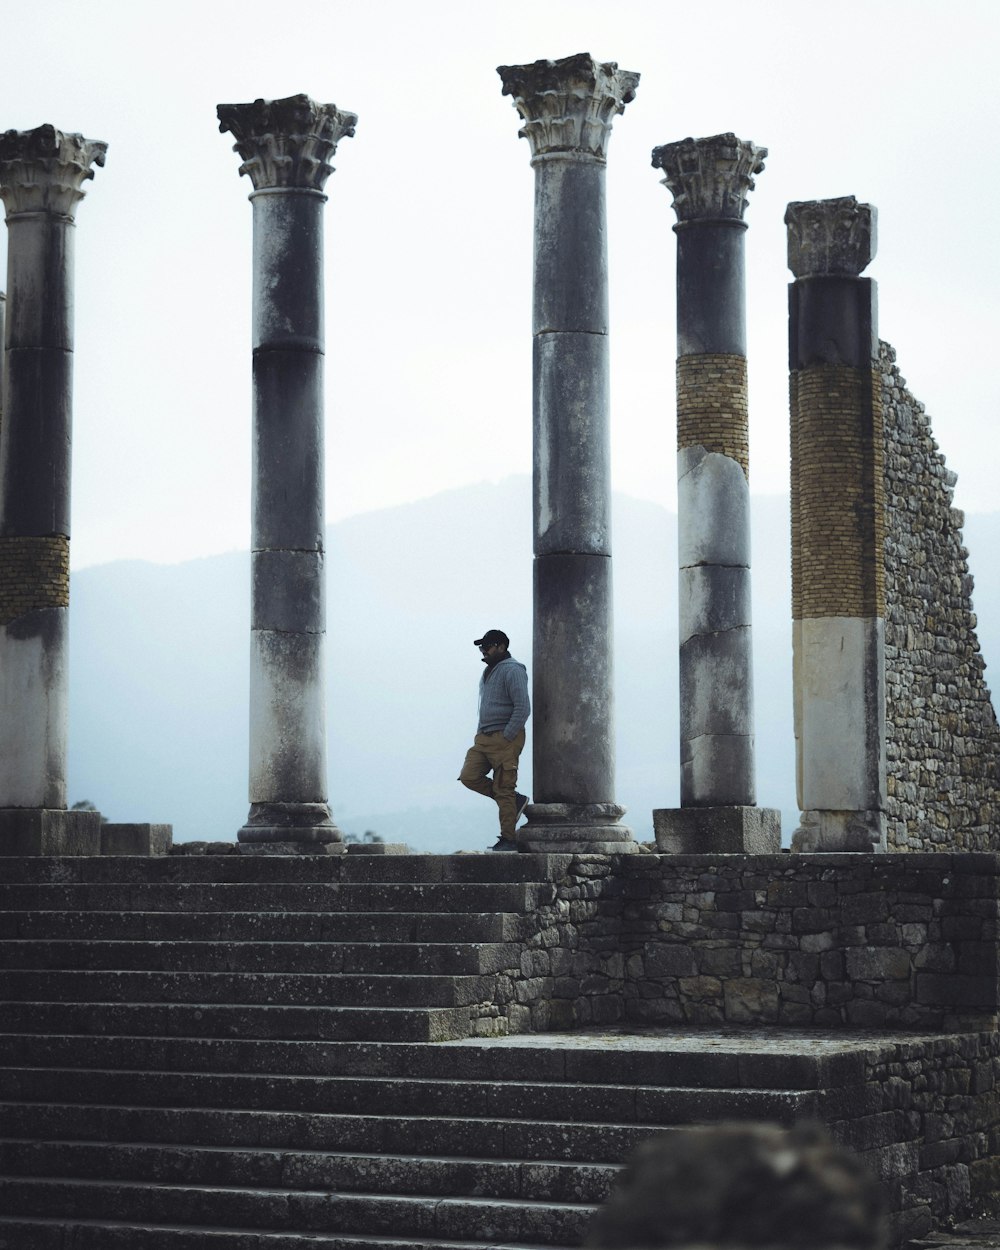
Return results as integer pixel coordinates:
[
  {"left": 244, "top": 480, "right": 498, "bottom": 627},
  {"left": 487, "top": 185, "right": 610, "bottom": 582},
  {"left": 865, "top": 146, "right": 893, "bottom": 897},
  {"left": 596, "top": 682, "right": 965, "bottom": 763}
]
[
  {"left": 490, "top": 836, "right": 518, "bottom": 853},
  {"left": 514, "top": 792, "right": 530, "bottom": 824}
]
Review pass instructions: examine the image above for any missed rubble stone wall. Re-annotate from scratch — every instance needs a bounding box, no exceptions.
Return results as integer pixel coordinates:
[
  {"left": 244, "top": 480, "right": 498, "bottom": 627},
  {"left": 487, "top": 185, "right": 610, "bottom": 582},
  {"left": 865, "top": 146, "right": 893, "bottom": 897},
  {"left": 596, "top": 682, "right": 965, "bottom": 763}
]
[
  {"left": 830, "top": 1032, "right": 1000, "bottom": 1242},
  {"left": 881, "top": 341, "right": 1000, "bottom": 851},
  {"left": 489, "top": 852, "right": 1000, "bottom": 1036}
]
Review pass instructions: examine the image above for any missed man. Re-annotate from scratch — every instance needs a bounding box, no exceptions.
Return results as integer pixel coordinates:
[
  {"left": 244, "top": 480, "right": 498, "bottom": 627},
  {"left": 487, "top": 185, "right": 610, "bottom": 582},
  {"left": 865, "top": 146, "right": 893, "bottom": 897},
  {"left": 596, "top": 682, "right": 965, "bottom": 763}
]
[{"left": 459, "top": 629, "right": 530, "bottom": 852}]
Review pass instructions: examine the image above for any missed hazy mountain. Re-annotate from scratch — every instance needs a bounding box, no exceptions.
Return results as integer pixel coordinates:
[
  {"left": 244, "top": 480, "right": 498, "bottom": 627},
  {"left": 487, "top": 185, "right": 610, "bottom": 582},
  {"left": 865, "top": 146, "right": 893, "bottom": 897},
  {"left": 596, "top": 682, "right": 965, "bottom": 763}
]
[{"left": 66, "top": 478, "right": 1000, "bottom": 851}]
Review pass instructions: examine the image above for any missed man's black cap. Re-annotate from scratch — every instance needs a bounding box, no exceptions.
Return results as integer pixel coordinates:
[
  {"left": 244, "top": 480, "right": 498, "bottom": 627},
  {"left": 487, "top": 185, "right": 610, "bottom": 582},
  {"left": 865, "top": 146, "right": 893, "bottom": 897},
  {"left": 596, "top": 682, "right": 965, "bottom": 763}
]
[{"left": 474, "top": 629, "right": 509, "bottom": 648}]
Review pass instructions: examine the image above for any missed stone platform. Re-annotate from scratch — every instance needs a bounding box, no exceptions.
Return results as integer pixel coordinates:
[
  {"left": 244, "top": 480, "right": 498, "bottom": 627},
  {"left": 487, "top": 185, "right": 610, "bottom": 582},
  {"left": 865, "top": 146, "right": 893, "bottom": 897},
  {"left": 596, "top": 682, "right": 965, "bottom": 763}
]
[{"left": 0, "top": 852, "right": 996, "bottom": 1247}]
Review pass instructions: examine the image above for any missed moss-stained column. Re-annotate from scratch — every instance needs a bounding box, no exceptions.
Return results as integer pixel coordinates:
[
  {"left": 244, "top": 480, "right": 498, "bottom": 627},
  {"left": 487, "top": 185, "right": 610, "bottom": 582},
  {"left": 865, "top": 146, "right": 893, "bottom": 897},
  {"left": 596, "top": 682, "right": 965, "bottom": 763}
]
[
  {"left": 218, "top": 95, "right": 355, "bottom": 854},
  {"left": 0, "top": 126, "right": 105, "bottom": 854},
  {"left": 650, "top": 134, "right": 780, "bottom": 853},
  {"left": 497, "top": 53, "right": 637, "bottom": 854},
  {"left": 786, "top": 197, "right": 886, "bottom": 852}
]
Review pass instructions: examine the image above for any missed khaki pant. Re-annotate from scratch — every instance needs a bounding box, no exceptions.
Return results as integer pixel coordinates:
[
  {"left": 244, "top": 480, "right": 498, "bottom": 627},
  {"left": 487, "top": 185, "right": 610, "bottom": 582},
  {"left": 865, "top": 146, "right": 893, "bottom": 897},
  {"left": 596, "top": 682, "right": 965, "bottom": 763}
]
[{"left": 459, "top": 728, "right": 525, "bottom": 840}]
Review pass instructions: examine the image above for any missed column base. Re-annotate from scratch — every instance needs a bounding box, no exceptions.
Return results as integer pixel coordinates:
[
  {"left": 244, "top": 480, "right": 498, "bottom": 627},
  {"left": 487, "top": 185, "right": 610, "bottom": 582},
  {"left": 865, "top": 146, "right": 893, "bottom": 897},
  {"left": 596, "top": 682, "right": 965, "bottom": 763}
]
[
  {"left": 653, "top": 806, "right": 781, "bottom": 854},
  {"left": 791, "top": 809, "right": 885, "bottom": 853},
  {"left": 238, "top": 802, "right": 346, "bottom": 855},
  {"left": 100, "top": 823, "right": 173, "bottom": 856},
  {"left": 0, "top": 808, "right": 103, "bottom": 856},
  {"left": 517, "top": 803, "right": 635, "bottom": 854}
]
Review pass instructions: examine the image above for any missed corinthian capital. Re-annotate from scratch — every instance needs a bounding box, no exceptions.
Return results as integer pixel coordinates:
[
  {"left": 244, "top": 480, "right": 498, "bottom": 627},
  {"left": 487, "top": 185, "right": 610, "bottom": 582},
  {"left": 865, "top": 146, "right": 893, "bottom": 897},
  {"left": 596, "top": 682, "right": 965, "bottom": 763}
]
[
  {"left": 785, "top": 196, "right": 877, "bottom": 278},
  {"left": 651, "top": 133, "right": 766, "bottom": 223},
  {"left": 217, "top": 94, "right": 357, "bottom": 192},
  {"left": 0, "top": 125, "right": 107, "bottom": 219},
  {"left": 497, "top": 52, "right": 639, "bottom": 163}
]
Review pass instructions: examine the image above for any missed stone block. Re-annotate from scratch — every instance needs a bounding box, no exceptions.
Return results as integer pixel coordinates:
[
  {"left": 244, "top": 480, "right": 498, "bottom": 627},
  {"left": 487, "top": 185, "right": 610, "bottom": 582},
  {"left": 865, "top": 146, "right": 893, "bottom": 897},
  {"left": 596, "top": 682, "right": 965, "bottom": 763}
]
[
  {"left": 679, "top": 627, "right": 754, "bottom": 739},
  {"left": 531, "top": 555, "right": 616, "bottom": 804},
  {"left": 723, "top": 976, "right": 779, "bottom": 1022},
  {"left": 100, "top": 823, "right": 173, "bottom": 856},
  {"left": 678, "top": 565, "right": 751, "bottom": 646},
  {"left": 252, "top": 350, "right": 323, "bottom": 551},
  {"left": 789, "top": 275, "right": 878, "bottom": 370},
  {"left": 252, "top": 550, "right": 324, "bottom": 634},
  {"left": 251, "top": 190, "right": 324, "bottom": 351},
  {"left": 653, "top": 806, "right": 780, "bottom": 854},
  {"left": 533, "top": 333, "right": 610, "bottom": 555},
  {"left": 532, "top": 157, "right": 608, "bottom": 336},
  {"left": 345, "top": 843, "right": 409, "bottom": 855},
  {"left": 643, "top": 943, "right": 697, "bottom": 979},
  {"left": 0, "top": 807, "right": 101, "bottom": 855},
  {"left": 677, "top": 446, "right": 750, "bottom": 568},
  {"left": 676, "top": 222, "right": 747, "bottom": 355}
]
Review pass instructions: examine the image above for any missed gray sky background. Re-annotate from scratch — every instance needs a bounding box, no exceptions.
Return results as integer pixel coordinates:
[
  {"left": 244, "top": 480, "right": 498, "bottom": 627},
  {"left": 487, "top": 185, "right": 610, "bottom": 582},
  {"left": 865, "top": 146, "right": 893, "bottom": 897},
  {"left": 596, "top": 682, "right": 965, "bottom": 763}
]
[{"left": 3, "top": 0, "right": 998, "bottom": 569}]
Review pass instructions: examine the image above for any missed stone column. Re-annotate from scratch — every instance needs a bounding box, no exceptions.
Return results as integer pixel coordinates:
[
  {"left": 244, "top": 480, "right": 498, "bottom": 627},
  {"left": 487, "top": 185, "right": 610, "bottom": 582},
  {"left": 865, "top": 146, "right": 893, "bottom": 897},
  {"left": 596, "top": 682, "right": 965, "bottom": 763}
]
[
  {"left": 218, "top": 94, "right": 355, "bottom": 854},
  {"left": 786, "top": 197, "right": 886, "bottom": 852},
  {"left": 0, "top": 125, "right": 106, "bottom": 855},
  {"left": 0, "top": 291, "right": 6, "bottom": 428},
  {"left": 649, "top": 134, "right": 780, "bottom": 854},
  {"left": 497, "top": 53, "right": 637, "bottom": 854}
]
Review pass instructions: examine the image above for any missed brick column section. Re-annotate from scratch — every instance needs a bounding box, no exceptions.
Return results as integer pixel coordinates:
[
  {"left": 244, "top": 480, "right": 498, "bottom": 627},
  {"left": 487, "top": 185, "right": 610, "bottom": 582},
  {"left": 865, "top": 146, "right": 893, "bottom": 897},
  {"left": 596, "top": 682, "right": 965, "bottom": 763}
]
[
  {"left": 218, "top": 95, "right": 355, "bottom": 854},
  {"left": 0, "top": 126, "right": 106, "bottom": 854},
  {"left": 786, "top": 196, "right": 886, "bottom": 852},
  {"left": 650, "top": 134, "right": 780, "bottom": 854},
  {"left": 497, "top": 53, "right": 638, "bottom": 854}
]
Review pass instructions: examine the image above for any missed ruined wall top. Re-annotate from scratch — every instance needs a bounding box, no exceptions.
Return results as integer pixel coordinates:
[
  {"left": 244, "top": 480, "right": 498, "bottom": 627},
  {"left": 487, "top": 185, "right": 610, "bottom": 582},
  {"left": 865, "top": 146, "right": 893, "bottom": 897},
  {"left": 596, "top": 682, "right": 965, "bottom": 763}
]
[
  {"left": 497, "top": 52, "right": 639, "bottom": 163},
  {"left": 217, "top": 93, "right": 357, "bottom": 192},
  {"left": 652, "top": 133, "right": 766, "bottom": 223},
  {"left": 785, "top": 196, "right": 877, "bottom": 278},
  {"left": 0, "top": 125, "right": 106, "bottom": 219}
]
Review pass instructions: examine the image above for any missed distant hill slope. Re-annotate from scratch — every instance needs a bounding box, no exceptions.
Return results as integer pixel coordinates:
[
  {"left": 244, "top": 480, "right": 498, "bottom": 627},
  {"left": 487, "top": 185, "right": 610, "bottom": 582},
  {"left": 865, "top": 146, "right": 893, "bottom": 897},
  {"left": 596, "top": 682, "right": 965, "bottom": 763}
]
[{"left": 67, "top": 479, "right": 1000, "bottom": 851}]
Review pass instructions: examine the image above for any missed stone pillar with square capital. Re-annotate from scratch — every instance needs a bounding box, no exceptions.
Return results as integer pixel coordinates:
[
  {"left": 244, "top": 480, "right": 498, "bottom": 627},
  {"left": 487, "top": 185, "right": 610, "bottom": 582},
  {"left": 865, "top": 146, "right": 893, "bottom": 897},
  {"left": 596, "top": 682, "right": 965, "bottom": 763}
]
[
  {"left": 0, "top": 125, "right": 106, "bottom": 855},
  {"left": 650, "top": 134, "right": 780, "bottom": 854},
  {"left": 497, "top": 53, "right": 638, "bottom": 854},
  {"left": 787, "top": 196, "right": 886, "bottom": 852},
  {"left": 218, "top": 94, "right": 355, "bottom": 854}
]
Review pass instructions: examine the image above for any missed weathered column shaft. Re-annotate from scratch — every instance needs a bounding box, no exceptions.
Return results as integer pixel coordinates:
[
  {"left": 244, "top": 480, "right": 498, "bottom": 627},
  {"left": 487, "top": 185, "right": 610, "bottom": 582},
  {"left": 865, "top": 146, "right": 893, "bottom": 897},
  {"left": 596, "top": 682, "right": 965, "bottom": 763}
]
[
  {"left": 0, "top": 125, "right": 105, "bottom": 854},
  {"left": 650, "top": 135, "right": 779, "bottom": 854},
  {"left": 533, "top": 154, "right": 611, "bottom": 806},
  {"left": 787, "top": 197, "right": 886, "bottom": 852},
  {"left": 0, "top": 291, "right": 6, "bottom": 439},
  {"left": 498, "top": 52, "right": 637, "bottom": 853},
  {"left": 218, "top": 94, "right": 355, "bottom": 853}
]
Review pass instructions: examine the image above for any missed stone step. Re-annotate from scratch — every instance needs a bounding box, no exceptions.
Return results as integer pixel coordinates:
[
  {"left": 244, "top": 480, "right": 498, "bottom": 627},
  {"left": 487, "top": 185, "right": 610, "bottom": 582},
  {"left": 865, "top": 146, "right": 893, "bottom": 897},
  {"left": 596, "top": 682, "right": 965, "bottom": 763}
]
[
  {"left": 0, "top": 1030, "right": 847, "bottom": 1092},
  {"left": 0, "top": 1033, "right": 820, "bottom": 1089},
  {"left": 0, "top": 910, "right": 523, "bottom": 943},
  {"left": 0, "top": 1101, "right": 667, "bottom": 1160},
  {"left": 0, "top": 1216, "right": 557, "bottom": 1250},
  {"left": 0, "top": 1140, "right": 618, "bottom": 1203},
  {"left": 0, "top": 1002, "right": 474, "bottom": 1042},
  {"left": 0, "top": 939, "right": 520, "bottom": 975},
  {"left": 0, "top": 1067, "right": 818, "bottom": 1123},
  {"left": 0, "top": 969, "right": 495, "bottom": 1008},
  {"left": 0, "top": 880, "right": 554, "bottom": 913},
  {"left": 0, "top": 1177, "right": 595, "bottom": 1244},
  {"left": 0, "top": 853, "right": 571, "bottom": 885}
]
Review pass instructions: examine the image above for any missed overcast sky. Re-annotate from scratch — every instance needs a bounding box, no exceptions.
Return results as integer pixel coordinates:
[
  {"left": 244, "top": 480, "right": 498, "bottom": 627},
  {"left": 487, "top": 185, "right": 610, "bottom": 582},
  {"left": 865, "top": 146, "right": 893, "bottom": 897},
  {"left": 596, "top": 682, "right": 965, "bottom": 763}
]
[{"left": 3, "top": 0, "right": 998, "bottom": 569}]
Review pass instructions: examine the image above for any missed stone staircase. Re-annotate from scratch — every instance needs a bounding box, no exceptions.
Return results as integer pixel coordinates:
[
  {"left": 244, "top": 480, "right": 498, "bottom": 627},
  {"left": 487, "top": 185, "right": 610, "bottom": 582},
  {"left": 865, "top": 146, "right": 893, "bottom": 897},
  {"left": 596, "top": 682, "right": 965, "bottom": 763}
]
[{"left": 0, "top": 853, "right": 833, "bottom": 1248}]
